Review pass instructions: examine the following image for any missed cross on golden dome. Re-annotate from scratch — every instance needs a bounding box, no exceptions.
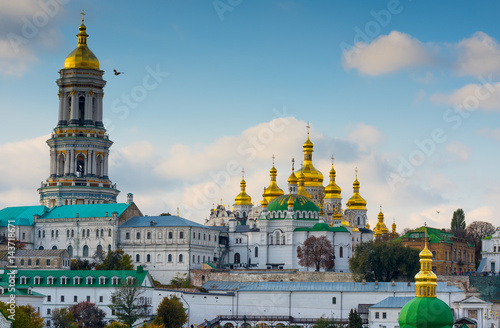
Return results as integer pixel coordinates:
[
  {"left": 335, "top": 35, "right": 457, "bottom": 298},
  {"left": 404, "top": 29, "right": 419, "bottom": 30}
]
[
  {"left": 306, "top": 121, "right": 310, "bottom": 136},
  {"left": 81, "top": 10, "right": 85, "bottom": 24},
  {"left": 241, "top": 168, "right": 245, "bottom": 179}
]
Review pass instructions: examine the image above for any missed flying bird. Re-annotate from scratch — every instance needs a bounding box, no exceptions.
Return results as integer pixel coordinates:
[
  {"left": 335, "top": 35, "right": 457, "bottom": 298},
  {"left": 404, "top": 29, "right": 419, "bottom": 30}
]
[
  {"left": 113, "top": 69, "right": 124, "bottom": 76},
  {"left": 436, "top": 210, "right": 440, "bottom": 214}
]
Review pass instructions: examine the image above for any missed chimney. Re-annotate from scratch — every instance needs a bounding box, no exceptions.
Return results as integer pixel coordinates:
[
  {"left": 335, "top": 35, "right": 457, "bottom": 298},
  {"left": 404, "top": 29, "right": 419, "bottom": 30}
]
[
  {"left": 375, "top": 280, "right": 379, "bottom": 288},
  {"left": 76, "top": 213, "right": 79, "bottom": 218},
  {"left": 392, "top": 280, "right": 395, "bottom": 286},
  {"left": 229, "top": 218, "right": 236, "bottom": 233},
  {"left": 248, "top": 218, "right": 255, "bottom": 230},
  {"left": 362, "top": 279, "right": 366, "bottom": 285},
  {"left": 105, "top": 212, "right": 108, "bottom": 217},
  {"left": 112, "top": 212, "right": 118, "bottom": 220},
  {"left": 407, "top": 281, "right": 411, "bottom": 286},
  {"left": 126, "top": 193, "right": 133, "bottom": 205}
]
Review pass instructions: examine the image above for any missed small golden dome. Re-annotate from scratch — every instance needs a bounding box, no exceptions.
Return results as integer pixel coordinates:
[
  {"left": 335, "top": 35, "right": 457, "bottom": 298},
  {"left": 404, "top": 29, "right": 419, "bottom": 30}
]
[
  {"left": 366, "top": 221, "right": 370, "bottom": 229},
  {"left": 287, "top": 196, "right": 294, "bottom": 207},
  {"left": 261, "top": 197, "right": 268, "bottom": 208},
  {"left": 234, "top": 174, "right": 252, "bottom": 206},
  {"left": 297, "top": 126, "right": 324, "bottom": 187},
  {"left": 262, "top": 158, "right": 284, "bottom": 203},
  {"left": 64, "top": 16, "right": 100, "bottom": 70},
  {"left": 297, "top": 171, "right": 312, "bottom": 199},
  {"left": 415, "top": 229, "right": 437, "bottom": 298},
  {"left": 324, "top": 160, "right": 342, "bottom": 199},
  {"left": 346, "top": 172, "right": 367, "bottom": 210}
]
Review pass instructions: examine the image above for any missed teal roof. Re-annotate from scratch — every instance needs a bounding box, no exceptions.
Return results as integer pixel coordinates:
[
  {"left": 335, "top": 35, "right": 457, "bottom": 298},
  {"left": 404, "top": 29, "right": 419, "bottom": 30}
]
[
  {"left": 41, "top": 203, "right": 131, "bottom": 219},
  {"left": 0, "top": 206, "right": 48, "bottom": 227},
  {"left": 295, "top": 223, "right": 350, "bottom": 233},
  {"left": 0, "top": 269, "right": 152, "bottom": 288},
  {"left": 267, "top": 194, "right": 320, "bottom": 220}
]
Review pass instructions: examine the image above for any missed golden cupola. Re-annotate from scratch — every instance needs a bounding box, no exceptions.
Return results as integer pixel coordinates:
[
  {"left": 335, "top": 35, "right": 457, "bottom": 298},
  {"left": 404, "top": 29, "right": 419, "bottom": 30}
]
[
  {"left": 374, "top": 207, "right": 389, "bottom": 237},
  {"left": 297, "top": 170, "right": 312, "bottom": 199},
  {"left": 64, "top": 11, "right": 100, "bottom": 70},
  {"left": 234, "top": 171, "right": 252, "bottom": 206},
  {"left": 262, "top": 156, "right": 284, "bottom": 203},
  {"left": 346, "top": 170, "right": 367, "bottom": 210},
  {"left": 296, "top": 125, "right": 324, "bottom": 187},
  {"left": 415, "top": 229, "right": 437, "bottom": 297},
  {"left": 324, "top": 158, "right": 342, "bottom": 199}
]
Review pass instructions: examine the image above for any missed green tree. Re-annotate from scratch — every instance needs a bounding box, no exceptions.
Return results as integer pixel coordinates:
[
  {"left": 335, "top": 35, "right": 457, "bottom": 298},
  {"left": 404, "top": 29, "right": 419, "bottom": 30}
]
[
  {"left": 105, "top": 322, "right": 130, "bottom": 328},
  {"left": 451, "top": 208, "right": 466, "bottom": 238},
  {"left": 95, "top": 249, "right": 134, "bottom": 271},
  {"left": 466, "top": 221, "right": 496, "bottom": 265},
  {"left": 315, "top": 316, "right": 338, "bottom": 328},
  {"left": 168, "top": 273, "right": 192, "bottom": 288},
  {"left": 154, "top": 295, "right": 187, "bottom": 328},
  {"left": 349, "top": 241, "right": 420, "bottom": 282},
  {"left": 347, "top": 309, "right": 362, "bottom": 328},
  {"left": 69, "top": 301, "right": 106, "bottom": 328},
  {"left": 52, "top": 307, "right": 78, "bottom": 328},
  {"left": 0, "top": 302, "right": 44, "bottom": 328},
  {"left": 70, "top": 258, "right": 96, "bottom": 270},
  {"left": 108, "top": 282, "right": 148, "bottom": 327},
  {"left": 296, "top": 235, "right": 334, "bottom": 271}
]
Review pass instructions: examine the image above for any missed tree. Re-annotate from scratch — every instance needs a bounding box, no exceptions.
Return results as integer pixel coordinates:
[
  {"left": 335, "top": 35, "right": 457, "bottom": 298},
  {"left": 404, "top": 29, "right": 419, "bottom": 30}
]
[
  {"left": 105, "top": 322, "right": 130, "bottom": 328},
  {"left": 52, "top": 307, "right": 78, "bottom": 328},
  {"left": 315, "top": 316, "right": 338, "bottom": 328},
  {"left": 348, "top": 309, "right": 362, "bottom": 328},
  {"left": 0, "top": 302, "right": 44, "bottom": 328},
  {"left": 95, "top": 249, "right": 134, "bottom": 271},
  {"left": 70, "top": 258, "right": 96, "bottom": 270},
  {"left": 154, "top": 295, "right": 187, "bottom": 328},
  {"left": 69, "top": 301, "right": 106, "bottom": 328},
  {"left": 466, "top": 221, "right": 496, "bottom": 264},
  {"left": 349, "top": 241, "right": 420, "bottom": 282},
  {"left": 109, "top": 282, "right": 148, "bottom": 327},
  {"left": 451, "top": 208, "right": 466, "bottom": 238},
  {"left": 296, "top": 235, "right": 334, "bottom": 271}
]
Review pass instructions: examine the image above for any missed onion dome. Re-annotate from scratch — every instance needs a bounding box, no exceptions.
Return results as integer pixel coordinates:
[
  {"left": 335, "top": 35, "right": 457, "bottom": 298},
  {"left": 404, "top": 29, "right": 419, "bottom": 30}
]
[
  {"left": 261, "top": 197, "right": 268, "bottom": 208},
  {"left": 324, "top": 158, "right": 342, "bottom": 199},
  {"left": 398, "top": 229, "right": 453, "bottom": 328},
  {"left": 267, "top": 194, "right": 320, "bottom": 220},
  {"left": 346, "top": 170, "right": 367, "bottom": 210},
  {"left": 366, "top": 220, "right": 370, "bottom": 229},
  {"left": 341, "top": 218, "right": 352, "bottom": 227},
  {"left": 64, "top": 12, "right": 100, "bottom": 70},
  {"left": 296, "top": 125, "right": 324, "bottom": 187},
  {"left": 234, "top": 171, "right": 252, "bottom": 206},
  {"left": 374, "top": 207, "right": 389, "bottom": 237},
  {"left": 262, "top": 157, "right": 285, "bottom": 203},
  {"left": 297, "top": 171, "right": 312, "bottom": 199},
  {"left": 287, "top": 196, "right": 295, "bottom": 207},
  {"left": 392, "top": 219, "right": 397, "bottom": 233}
]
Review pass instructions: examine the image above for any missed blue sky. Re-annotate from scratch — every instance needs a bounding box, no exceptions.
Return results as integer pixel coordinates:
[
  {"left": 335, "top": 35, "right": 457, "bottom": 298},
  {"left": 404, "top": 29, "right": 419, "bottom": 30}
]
[{"left": 1, "top": 0, "right": 500, "bottom": 229}]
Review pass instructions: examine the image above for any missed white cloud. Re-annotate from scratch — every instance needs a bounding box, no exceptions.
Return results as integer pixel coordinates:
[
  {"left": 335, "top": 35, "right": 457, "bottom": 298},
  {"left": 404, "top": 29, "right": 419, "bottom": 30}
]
[
  {"left": 346, "top": 123, "right": 385, "bottom": 151},
  {"left": 0, "top": 40, "right": 37, "bottom": 77},
  {"left": 430, "top": 83, "right": 500, "bottom": 111},
  {"left": 455, "top": 32, "right": 500, "bottom": 78},
  {"left": 342, "top": 31, "right": 434, "bottom": 76},
  {"left": 478, "top": 128, "right": 500, "bottom": 141},
  {"left": 445, "top": 142, "right": 471, "bottom": 162}
]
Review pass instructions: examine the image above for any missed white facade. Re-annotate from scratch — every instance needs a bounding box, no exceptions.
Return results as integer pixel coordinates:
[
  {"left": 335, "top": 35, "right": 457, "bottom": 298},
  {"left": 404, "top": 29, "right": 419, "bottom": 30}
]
[
  {"left": 119, "top": 216, "right": 221, "bottom": 284},
  {"left": 480, "top": 227, "right": 500, "bottom": 273}
]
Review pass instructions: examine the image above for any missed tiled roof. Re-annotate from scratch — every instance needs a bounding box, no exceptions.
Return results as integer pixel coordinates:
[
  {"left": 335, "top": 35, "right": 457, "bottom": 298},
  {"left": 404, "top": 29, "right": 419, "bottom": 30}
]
[
  {"left": 120, "top": 215, "right": 215, "bottom": 229},
  {"left": 0, "top": 269, "right": 152, "bottom": 288},
  {"left": 15, "top": 249, "right": 69, "bottom": 257},
  {"left": 370, "top": 296, "right": 415, "bottom": 308},
  {"left": 0, "top": 206, "right": 49, "bottom": 227},
  {"left": 41, "top": 203, "right": 131, "bottom": 219}
]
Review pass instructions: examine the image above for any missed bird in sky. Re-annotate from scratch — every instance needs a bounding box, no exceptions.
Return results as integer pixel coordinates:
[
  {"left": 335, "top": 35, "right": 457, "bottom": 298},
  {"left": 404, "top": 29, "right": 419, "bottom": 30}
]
[
  {"left": 436, "top": 210, "right": 440, "bottom": 214},
  {"left": 113, "top": 69, "right": 124, "bottom": 75}
]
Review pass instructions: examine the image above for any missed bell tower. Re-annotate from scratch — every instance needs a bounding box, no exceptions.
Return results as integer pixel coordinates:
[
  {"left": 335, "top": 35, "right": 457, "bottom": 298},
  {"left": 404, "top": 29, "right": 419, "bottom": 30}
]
[{"left": 38, "top": 12, "right": 119, "bottom": 207}]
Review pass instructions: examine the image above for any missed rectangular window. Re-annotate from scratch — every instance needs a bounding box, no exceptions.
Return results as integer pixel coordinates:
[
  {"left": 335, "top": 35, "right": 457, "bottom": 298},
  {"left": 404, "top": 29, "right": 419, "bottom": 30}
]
[
  {"left": 87, "top": 296, "right": 91, "bottom": 302},
  {"left": 375, "top": 312, "right": 380, "bottom": 319},
  {"left": 125, "top": 232, "right": 130, "bottom": 240},
  {"left": 74, "top": 296, "right": 78, "bottom": 302},
  {"left": 61, "top": 295, "right": 65, "bottom": 302},
  {"left": 99, "top": 296, "right": 103, "bottom": 303},
  {"left": 383, "top": 312, "right": 387, "bottom": 319},
  {"left": 47, "top": 308, "right": 51, "bottom": 315},
  {"left": 47, "top": 295, "right": 51, "bottom": 302},
  {"left": 47, "top": 259, "right": 50, "bottom": 266},
  {"left": 168, "top": 232, "right": 173, "bottom": 239},
  {"left": 332, "top": 297, "right": 336, "bottom": 304},
  {"left": 112, "top": 309, "right": 116, "bottom": 315}
]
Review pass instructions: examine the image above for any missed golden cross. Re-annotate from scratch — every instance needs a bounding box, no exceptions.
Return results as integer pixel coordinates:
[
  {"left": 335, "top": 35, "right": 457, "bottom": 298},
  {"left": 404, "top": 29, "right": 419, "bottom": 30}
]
[
  {"left": 291, "top": 158, "right": 295, "bottom": 170},
  {"left": 242, "top": 168, "right": 245, "bottom": 179},
  {"left": 81, "top": 10, "right": 85, "bottom": 23},
  {"left": 306, "top": 121, "right": 310, "bottom": 136},
  {"left": 355, "top": 167, "right": 358, "bottom": 178},
  {"left": 331, "top": 155, "right": 334, "bottom": 166},
  {"left": 272, "top": 154, "right": 275, "bottom": 165}
]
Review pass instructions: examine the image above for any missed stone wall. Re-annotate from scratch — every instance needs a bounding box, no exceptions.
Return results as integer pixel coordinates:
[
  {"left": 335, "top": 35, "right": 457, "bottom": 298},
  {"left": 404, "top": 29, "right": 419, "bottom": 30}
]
[{"left": 190, "top": 269, "right": 354, "bottom": 286}]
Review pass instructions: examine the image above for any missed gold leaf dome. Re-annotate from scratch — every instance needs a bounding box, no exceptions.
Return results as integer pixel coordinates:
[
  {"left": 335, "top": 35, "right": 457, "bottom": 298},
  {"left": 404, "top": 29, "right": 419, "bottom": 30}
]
[
  {"left": 297, "top": 135, "right": 324, "bottom": 187},
  {"left": 64, "top": 17, "right": 100, "bottom": 70},
  {"left": 262, "top": 159, "right": 284, "bottom": 203},
  {"left": 234, "top": 176, "right": 252, "bottom": 206},
  {"left": 324, "top": 161, "right": 342, "bottom": 199},
  {"left": 346, "top": 174, "right": 367, "bottom": 210}
]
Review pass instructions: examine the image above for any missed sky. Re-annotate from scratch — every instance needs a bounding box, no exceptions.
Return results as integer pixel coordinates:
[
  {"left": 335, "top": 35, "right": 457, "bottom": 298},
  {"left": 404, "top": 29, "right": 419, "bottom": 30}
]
[{"left": 1, "top": 0, "right": 500, "bottom": 231}]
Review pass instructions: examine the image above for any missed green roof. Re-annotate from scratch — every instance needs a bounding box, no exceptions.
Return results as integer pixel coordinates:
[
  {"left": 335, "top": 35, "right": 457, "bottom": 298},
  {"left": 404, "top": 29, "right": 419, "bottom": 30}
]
[
  {"left": 398, "top": 297, "right": 454, "bottom": 328},
  {"left": 0, "top": 206, "right": 49, "bottom": 227},
  {"left": 396, "top": 226, "right": 456, "bottom": 244},
  {"left": 0, "top": 269, "right": 152, "bottom": 288},
  {"left": 267, "top": 194, "right": 320, "bottom": 220},
  {"left": 483, "top": 235, "right": 492, "bottom": 240},
  {"left": 41, "top": 203, "right": 131, "bottom": 219},
  {"left": 295, "top": 223, "right": 350, "bottom": 233}
]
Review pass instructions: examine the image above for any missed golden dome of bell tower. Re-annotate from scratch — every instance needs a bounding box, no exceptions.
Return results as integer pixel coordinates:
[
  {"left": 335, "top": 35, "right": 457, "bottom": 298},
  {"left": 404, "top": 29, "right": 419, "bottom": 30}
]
[{"left": 64, "top": 10, "right": 100, "bottom": 70}]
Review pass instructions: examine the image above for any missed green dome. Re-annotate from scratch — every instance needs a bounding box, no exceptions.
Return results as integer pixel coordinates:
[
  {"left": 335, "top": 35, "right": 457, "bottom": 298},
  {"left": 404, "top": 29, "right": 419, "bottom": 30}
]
[
  {"left": 399, "top": 297, "right": 454, "bottom": 328},
  {"left": 267, "top": 194, "right": 320, "bottom": 220}
]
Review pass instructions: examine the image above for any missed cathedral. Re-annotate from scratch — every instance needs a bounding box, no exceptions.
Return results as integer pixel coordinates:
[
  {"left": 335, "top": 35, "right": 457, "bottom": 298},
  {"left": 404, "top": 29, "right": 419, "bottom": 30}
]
[{"left": 205, "top": 129, "right": 397, "bottom": 271}]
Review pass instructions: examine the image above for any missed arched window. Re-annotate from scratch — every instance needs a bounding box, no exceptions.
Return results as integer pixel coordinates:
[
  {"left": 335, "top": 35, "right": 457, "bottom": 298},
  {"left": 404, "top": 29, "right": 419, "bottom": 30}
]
[
  {"left": 495, "top": 246, "right": 497, "bottom": 252},
  {"left": 52, "top": 246, "right": 57, "bottom": 250},
  {"left": 96, "top": 229, "right": 99, "bottom": 238},
  {"left": 67, "top": 230, "right": 70, "bottom": 238},
  {"left": 108, "top": 229, "right": 111, "bottom": 237},
  {"left": 101, "top": 229, "right": 104, "bottom": 237},
  {"left": 432, "top": 251, "right": 436, "bottom": 259},
  {"left": 97, "top": 245, "right": 103, "bottom": 255},
  {"left": 51, "top": 230, "right": 54, "bottom": 238},
  {"left": 83, "top": 245, "right": 89, "bottom": 257},
  {"left": 179, "top": 254, "right": 183, "bottom": 262},
  {"left": 282, "top": 235, "right": 285, "bottom": 245},
  {"left": 76, "top": 154, "right": 85, "bottom": 177},
  {"left": 255, "top": 247, "right": 259, "bottom": 257},
  {"left": 67, "top": 245, "right": 73, "bottom": 257},
  {"left": 136, "top": 254, "right": 140, "bottom": 262},
  {"left": 234, "top": 253, "right": 240, "bottom": 264},
  {"left": 78, "top": 96, "right": 85, "bottom": 125},
  {"left": 108, "top": 244, "right": 111, "bottom": 252},
  {"left": 39, "top": 246, "right": 44, "bottom": 250},
  {"left": 146, "top": 254, "right": 151, "bottom": 262},
  {"left": 339, "top": 247, "right": 343, "bottom": 258},
  {"left": 168, "top": 254, "right": 172, "bottom": 262},
  {"left": 96, "top": 154, "right": 103, "bottom": 178},
  {"left": 57, "top": 153, "right": 65, "bottom": 176}
]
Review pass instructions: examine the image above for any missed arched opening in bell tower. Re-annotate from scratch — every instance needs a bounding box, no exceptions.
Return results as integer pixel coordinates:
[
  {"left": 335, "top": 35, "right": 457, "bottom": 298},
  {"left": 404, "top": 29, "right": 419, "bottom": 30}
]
[
  {"left": 57, "top": 153, "right": 65, "bottom": 176},
  {"left": 76, "top": 154, "right": 85, "bottom": 177},
  {"left": 96, "top": 154, "right": 103, "bottom": 177},
  {"left": 78, "top": 96, "right": 85, "bottom": 125}
]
